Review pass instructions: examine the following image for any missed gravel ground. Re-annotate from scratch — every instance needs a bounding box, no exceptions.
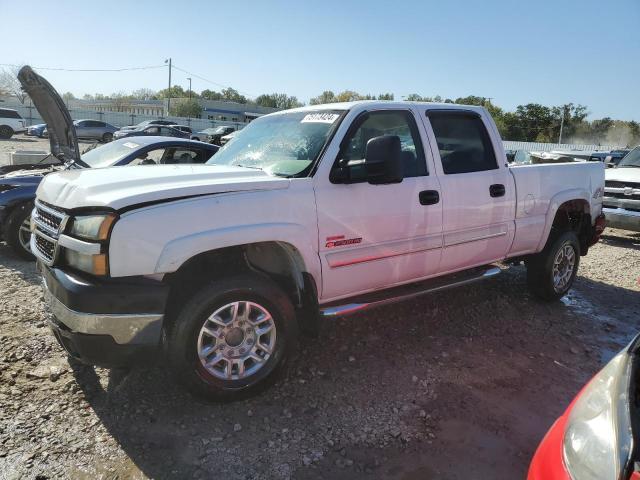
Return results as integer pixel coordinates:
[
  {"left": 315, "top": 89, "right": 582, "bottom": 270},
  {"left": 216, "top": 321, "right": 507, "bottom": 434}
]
[
  {"left": 0, "top": 228, "right": 639, "bottom": 479},
  {"left": 1, "top": 134, "right": 640, "bottom": 478}
]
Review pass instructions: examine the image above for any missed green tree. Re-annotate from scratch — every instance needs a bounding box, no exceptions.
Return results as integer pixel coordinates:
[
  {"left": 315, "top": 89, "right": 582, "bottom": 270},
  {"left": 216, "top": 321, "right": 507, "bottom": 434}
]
[
  {"left": 502, "top": 103, "right": 556, "bottom": 142},
  {"left": 590, "top": 117, "right": 614, "bottom": 144},
  {"left": 157, "top": 85, "right": 186, "bottom": 98},
  {"left": 628, "top": 121, "right": 640, "bottom": 146},
  {"left": 255, "top": 93, "right": 303, "bottom": 109},
  {"left": 131, "top": 88, "right": 157, "bottom": 100},
  {"left": 377, "top": 93, "right": 394, "bottom": 100},
  {"left": 62, "top": 92, "right": 76, "bottom": 101},
  {"left": 169, "top": 98, "right": 202, "bottom": 118},
  {"left": 200, "top": 89, "right": 223, "bottom": 100},
  {"left": 220, "top": 87, "right": 247, "bottom": 103},
  {"left": 309, "top": 91, "right": 337, "bottom": 105}
]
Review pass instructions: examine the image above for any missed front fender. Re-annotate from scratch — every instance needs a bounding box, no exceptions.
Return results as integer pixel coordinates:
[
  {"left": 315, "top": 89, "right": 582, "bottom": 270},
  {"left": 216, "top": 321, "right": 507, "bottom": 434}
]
[{"left": 154, "top": 222, "right": 321, "bottom": 287}]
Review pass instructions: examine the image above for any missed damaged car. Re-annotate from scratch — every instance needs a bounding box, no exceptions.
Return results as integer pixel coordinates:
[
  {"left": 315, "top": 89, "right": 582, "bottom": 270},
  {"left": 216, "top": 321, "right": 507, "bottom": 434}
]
[{"left": 0, "top": 66, "right": 219, "bottom": 259}]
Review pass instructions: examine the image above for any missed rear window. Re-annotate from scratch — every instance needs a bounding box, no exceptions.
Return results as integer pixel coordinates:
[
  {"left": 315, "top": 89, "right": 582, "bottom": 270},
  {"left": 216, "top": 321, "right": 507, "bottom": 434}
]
[
  {"left": 428, "top": 112, "right": 497, "bottom": 174},
  {"left": 0, "top": 109, "right": 22, "bottom": 119}
]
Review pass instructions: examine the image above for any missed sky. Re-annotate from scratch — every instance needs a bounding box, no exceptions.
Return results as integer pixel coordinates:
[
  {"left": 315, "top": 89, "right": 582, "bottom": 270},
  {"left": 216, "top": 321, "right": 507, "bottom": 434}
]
[{"left": 2, "top": 0, "right": 639, "bottom": 120}]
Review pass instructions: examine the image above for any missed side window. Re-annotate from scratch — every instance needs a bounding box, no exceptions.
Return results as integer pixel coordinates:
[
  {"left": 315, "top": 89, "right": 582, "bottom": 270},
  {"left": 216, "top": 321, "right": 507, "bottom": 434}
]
[
  {"left": 146, "top": 126, "right": 160, "bottom": 134},
  {"left": 340, "top": 111, "right": 427, "bottom": 177},
  {"left": 128, "top": 148, "right": 167, "bottom": 165},
  {"left": 428, "top": 112, "right": 497, "bottom": 174},
  {"left": 162, "top": 148, "right": 201, "bottom": 164}
]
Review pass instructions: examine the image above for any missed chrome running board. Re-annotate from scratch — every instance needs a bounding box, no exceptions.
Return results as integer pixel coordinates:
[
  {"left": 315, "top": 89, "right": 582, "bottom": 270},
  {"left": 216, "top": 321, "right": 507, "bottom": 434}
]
[{"left": 319, "top": 265, "right": 501, "bottom": 318}]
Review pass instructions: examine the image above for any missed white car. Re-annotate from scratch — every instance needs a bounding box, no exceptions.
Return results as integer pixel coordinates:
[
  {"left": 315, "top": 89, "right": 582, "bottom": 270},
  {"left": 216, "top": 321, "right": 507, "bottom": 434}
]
[
  {"left": 0, "top": 108, "right": 27, "bottom": 139},
  {"left": 603, "top": 146, "right": 640, "bottom": 232},
  {"left": 31, "top": 95, "right": 606, "bottom": 401}
]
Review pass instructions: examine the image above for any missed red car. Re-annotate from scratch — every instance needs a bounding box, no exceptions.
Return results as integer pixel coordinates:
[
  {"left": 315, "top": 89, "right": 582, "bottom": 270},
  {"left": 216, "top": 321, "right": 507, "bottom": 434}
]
[{"left": 528, "top": 336, "right": 640, "bottom": 480}]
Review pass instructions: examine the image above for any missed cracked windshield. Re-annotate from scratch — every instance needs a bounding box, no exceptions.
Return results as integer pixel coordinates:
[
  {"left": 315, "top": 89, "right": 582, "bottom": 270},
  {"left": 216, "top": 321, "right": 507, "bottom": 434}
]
[{"left": 207, "top": 110, "right": 343, "bottom": 176}]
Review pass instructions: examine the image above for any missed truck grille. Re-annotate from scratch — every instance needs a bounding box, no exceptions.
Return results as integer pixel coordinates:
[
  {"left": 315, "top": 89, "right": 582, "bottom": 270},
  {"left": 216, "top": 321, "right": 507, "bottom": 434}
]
[
  {"left": 604, "top": 181, "right": 640, "bottom": 202},
  {"left": 32, "top": 200, "right": 69, "bottom": 265},
  {"left": 34, "top": 233, "right": 56, "bottom": 263}
]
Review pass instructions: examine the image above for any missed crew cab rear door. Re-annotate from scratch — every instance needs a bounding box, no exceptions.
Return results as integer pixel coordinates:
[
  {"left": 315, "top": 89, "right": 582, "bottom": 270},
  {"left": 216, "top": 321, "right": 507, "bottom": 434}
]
[
  {"left": 421, "top": 108, "right": 516, "bottom": 272},
  {"left": 314, "top": 107, "right": 443, "bottom": 301}
]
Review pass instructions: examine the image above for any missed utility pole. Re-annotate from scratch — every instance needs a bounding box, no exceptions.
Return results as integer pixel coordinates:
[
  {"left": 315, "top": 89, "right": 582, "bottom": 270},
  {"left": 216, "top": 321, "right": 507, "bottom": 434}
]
[
  {"left": 187, "top": 77, "right": 192, "bottom": 100},
  {"left": 165, "top": 58, "right": 172, "bottom": 115},
  {"left": 558, "top": 105, "right": 568, "bottom": 144}
]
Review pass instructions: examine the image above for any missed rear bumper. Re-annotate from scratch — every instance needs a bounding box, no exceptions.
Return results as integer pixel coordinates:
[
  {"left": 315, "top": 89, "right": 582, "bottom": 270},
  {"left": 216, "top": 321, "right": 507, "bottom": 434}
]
[
  {"left": 604, "top": 207, "right": 640, "bottom": 232},
  {"left": 40, "top": 263, "right": 169, "bottom": 367}
]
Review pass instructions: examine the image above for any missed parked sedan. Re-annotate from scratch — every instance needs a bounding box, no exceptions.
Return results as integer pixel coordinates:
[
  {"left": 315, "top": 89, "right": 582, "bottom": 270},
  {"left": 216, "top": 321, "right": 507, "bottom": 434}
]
[
  {"left": 113, "top": 124, "right": 189, "bottom": 140},
  {"left": 44, "top": 119, "right": 119, "bottom": 142},
  {"left": 119, "top": 119, "right": 177, "bottom": 132},
  {"left": 25, "top": 123, "right": 47, "bottom": 137},
  {"left": 528, "top": 335, "right": 640, "bottom": 480},
  {"left": 196, "top": 125, "right": 236, "bottom": 145}
]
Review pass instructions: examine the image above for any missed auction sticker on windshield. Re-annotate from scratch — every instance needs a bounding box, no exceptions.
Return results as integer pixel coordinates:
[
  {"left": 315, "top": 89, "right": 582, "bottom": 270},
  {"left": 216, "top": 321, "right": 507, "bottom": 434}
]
[
  {"left": 122, "top": 142, "right": 139, "bottom": 149},
  {"left": 301, "top": 113, "right": 340, "bottom": 124}
]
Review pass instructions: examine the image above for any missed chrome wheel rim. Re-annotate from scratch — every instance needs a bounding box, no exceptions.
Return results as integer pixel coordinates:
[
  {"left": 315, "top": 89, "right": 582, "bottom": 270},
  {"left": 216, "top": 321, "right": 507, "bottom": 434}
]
[
  {"left": 197, "top": 301, "right": 276, "bottom": 380},
  {"left": 552, "top": 242, "right": 576, "bottom": 293},
  {"left": 18, "top": 217, "right": 32, "bottom": 253}
]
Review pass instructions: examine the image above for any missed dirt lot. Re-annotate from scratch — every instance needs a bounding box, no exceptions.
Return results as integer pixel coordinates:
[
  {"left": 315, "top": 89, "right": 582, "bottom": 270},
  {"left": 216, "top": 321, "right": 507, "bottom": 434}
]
[{"left": 0, "top": 222, "right": 638, "bottom": 479}]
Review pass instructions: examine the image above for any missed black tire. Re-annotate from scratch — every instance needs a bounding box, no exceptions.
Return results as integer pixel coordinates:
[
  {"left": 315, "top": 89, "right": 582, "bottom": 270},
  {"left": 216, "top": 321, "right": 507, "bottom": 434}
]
[
  {"left": 525, "top": 230, "right": 580, "bottom": 301},
  {"left": 102, "top": 132, "right": 113, "bottom": 143},
  {"left": 166, "top": 273, "right": 298, "bottom": 401},
  {"left": 0, "top": 126, "right": 13, "bottom": 139},
  {"left": 192, "top": 137, "right": 200, "bottom": 142},
  {"left": 5, "top": 202, "right": 35, "bottom": 260}
]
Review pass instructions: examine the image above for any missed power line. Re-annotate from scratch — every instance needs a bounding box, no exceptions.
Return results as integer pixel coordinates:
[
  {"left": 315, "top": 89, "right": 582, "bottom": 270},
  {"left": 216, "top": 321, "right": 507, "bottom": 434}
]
[
  {"left": 172, "top": 64, "right": 255, "bottom": 98},
  {"left": 0, "top": 63, "right": 166, "bottom": 72}
]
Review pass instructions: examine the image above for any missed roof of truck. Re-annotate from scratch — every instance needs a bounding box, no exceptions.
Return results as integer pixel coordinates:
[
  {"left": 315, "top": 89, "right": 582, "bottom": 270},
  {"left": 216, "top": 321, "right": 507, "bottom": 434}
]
[{"left": 268, "top": 100, "right": 487, "bottom": 115}]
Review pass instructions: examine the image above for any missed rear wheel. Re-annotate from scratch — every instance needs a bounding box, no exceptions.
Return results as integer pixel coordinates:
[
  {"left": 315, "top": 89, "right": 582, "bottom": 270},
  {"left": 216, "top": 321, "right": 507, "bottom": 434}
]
[
  {"left": 526, "top": 230, "right": 580, "bottom": 301},
  {"left": 102, "top": 132, "right": 113, "bottom": 143},
  {"left": 166, "top": 273, "right": 298, "bottom": 401},
  {"left": 6, "top": 202, "right": 35, "bottom": 260},
  {"left": 0, "top": 126, "right": 13, "bottom": 139}
]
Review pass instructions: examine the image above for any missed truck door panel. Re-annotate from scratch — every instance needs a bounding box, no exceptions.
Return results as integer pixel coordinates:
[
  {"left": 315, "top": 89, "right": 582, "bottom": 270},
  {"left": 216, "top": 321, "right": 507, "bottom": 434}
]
[
  {"left": 314, "top": 109, "right": 443, "bottom": 301},
  {"left": 424, "top": 110, "right": 515, "bottom": 272}
]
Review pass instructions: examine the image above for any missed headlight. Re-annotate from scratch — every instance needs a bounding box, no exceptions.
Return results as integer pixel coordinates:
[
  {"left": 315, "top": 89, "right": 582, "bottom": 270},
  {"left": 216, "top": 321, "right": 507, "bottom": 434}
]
[
  {"left": 563, "top": 350, "right": 633, "bottom": 480},
  {"left": 65, "top": 249, "right": 109, "bottom": 276},
  {"left": 68, "top": 213, "right": 117, "bottom": 241}
]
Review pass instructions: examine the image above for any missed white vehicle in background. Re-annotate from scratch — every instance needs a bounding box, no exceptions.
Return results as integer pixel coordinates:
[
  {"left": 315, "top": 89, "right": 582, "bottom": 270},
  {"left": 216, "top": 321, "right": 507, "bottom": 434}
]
[
  {"left": 603, "top": 146, "right": 640, "bottom": 232},
  {"left": 0, "top": 108, "right": 27, "bottom": 139},
  {"left": 219, "top": 130, "right": 237, "bottom": 146},
  {"left": 31, "top": 96, "right": 606, "bottom": 401}
]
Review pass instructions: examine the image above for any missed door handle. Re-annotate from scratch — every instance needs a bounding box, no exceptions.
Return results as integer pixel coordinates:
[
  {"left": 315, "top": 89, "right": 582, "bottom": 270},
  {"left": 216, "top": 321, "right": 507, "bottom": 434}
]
[
  {"left": 490, "top": 184, "right": 505, "bottom": 198},
  {"left": 419, "top": 190, "right": 440, "bottom": 205}
]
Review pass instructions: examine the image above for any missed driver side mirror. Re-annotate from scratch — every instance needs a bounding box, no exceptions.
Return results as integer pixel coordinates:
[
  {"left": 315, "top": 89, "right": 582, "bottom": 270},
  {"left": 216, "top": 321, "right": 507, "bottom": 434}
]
[
  {"left": 364, "top": 135, "right": 404, "bottom": 184},
  {"left": 330, "top": 135, "right": 404, "bottom": 185}
]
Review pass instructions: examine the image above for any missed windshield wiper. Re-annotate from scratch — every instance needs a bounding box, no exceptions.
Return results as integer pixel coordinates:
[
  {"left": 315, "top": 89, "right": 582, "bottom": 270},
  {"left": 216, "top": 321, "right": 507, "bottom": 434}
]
[{"left": 234, "top": 164, "right": 263, "bottom": 170}]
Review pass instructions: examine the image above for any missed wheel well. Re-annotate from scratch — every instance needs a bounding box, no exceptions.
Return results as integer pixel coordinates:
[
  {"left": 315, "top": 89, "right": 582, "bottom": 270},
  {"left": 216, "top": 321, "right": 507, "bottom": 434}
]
[
  {"left": 551, "top": 200, "right": 592, "bottom": 255},
  {"left": 162, "top": 242, "right": 318, "bottom": 330}
]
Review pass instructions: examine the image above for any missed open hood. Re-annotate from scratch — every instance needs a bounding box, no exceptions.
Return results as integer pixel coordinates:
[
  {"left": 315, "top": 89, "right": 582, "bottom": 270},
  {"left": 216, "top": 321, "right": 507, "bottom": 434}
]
[{"left": 17, "top": 66, "right": 88, "bottom": 168}]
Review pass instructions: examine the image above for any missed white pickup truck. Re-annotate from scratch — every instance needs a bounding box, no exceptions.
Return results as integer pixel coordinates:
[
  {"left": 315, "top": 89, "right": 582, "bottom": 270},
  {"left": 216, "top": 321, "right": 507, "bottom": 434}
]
[
  {"left": 603, "top": 146, "right": 640, "bottom": 232},
  {"left": 31, "top": 97, "right": 606, "bottom": 400}
]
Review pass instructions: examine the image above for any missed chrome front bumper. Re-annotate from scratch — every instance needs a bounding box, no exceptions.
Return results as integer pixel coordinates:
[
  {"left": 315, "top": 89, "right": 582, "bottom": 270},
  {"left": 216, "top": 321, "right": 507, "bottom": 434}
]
[
  {"left": 43, "top": 279, "right": 164, "bottom": 345},
  {"left": 603, "top": 207, "right": 640, "bottom": 233}
]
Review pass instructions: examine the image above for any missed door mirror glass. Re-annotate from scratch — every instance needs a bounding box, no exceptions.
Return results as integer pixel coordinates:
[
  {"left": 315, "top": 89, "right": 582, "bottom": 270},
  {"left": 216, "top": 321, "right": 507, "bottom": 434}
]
[{"left": 364, "top": 135, "right": 403, "bottom": 184}]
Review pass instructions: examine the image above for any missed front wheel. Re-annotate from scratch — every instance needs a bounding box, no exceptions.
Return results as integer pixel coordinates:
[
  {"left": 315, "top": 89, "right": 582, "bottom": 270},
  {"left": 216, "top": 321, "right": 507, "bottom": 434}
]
[
  {"left": 166, "top": 274, "right": 298, "bottom": 401},
  {"left": 526, "top": 230, "right": 580, "bottom": 301},
  {"left": 102, "top": 132, "right": 113, "bottom": 143},
  {"left": 0, "top": 126, "right": 13, "bottom": 139},
  {"left": 6, "top": 202, "right": 35, "bottom": 260}
]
